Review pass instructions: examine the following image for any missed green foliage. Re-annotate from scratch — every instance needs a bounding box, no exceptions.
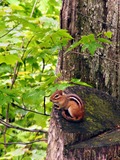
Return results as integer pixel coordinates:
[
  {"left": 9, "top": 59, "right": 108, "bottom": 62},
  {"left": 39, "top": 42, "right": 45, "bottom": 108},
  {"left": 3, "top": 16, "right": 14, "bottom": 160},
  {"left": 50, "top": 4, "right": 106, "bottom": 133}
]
[
  {"left": 66, "top": 32, "right": 112, "bottom": 55},
  {"left": 70, "top": 78, "right": 92, "bottom": 87}
]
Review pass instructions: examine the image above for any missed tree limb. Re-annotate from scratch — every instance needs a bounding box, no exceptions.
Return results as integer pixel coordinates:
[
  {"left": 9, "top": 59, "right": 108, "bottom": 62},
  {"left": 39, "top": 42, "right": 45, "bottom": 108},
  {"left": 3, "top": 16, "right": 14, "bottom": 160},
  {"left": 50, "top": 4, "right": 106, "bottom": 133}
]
[
  {"left": 11, "top": 102, "right": 50, "bottom": 116},
  {"left": 0, "top": 119, "right": 48, "bottom": 134},
  {"left": 0, "top": 23, "right": 20, "bottom": 38},
  {"left": 0, "top": 139, "right": 47, "bottom": 146}
]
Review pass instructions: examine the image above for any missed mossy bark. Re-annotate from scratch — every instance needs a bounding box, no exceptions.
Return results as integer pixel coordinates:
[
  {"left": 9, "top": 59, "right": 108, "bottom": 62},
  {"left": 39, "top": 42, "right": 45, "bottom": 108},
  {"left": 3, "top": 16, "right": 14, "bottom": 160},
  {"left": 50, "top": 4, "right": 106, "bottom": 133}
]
[
  {"left": 46, "top": 86, "right": 120, "bottom": 160},
  {"left": 56, "top": 0, "right": 120, "bottom": 100}
]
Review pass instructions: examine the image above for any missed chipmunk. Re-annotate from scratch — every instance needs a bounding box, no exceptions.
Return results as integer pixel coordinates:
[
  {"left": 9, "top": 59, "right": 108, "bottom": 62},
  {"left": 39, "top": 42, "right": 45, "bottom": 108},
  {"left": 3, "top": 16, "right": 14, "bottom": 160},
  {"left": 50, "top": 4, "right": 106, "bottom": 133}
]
[{"left": 50, "top": 90, "right": 84, "bottom": 122}]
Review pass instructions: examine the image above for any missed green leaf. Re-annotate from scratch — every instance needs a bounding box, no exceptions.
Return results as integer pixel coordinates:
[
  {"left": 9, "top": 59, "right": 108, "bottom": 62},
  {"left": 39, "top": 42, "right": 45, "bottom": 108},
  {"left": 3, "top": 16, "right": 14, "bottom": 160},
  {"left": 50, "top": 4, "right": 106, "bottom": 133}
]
[
  {"left": 6, "top": 0, "right": 20, "bottom": 4},
  {"left": 65, "top": 40, "right": 81, "bottom": 53},
  {"left": 34, "top": 114, "right": 49, "bottom": 128},
  {"left": 81, "top": 41, "right": 103, "bottom": 55},
  {"left": 70, "top": 78, "right": 92, "bottom": 87},
  {"left": 104, "top": 31, "right": 112, "bottom": 38},
  {"left": 98, "top": 38, "right": 111, "bottom": 44},
  {"left": 87, "top": 34, "right": 95, "bottom": 42},
  {"left": 80, "top": 34, "right": 95, "bottom": 44},
  {"left": 81, "top": 43, "right": 89, "bottom": 52},
  {"left": 88, "top": 42, "right": 103, "bottom": 55},
  {"left": 6, "top": 148, "right": 25, "bottom": 156},
  {"left": 23, "top": 88, "right": 45, "bottom": 105},
  {"left": 56, "top": 29, "right": 73, "bottom": 39},
  {"left": 0, "top": 55, "right": 22, "bottom": 65},
  {"left": 0, "top": 21, "right": 6, "bottom": 30},
  {"left": 10, "top": 4, "right": 24, "bottom": 11},
  {"left": 31, "top": 149, "right": 46, "bottom": 160}
]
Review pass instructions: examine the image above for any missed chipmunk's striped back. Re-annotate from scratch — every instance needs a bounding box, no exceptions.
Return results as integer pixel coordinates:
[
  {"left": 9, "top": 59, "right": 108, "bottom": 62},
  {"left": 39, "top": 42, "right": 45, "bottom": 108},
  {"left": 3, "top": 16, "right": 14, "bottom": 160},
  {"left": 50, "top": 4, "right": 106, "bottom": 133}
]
[
  {"left": 50, "top": 90, "right": 85, "bottom": 121},
  {"left": 67, "top": 94, "right": 83, "bottom": 109}
]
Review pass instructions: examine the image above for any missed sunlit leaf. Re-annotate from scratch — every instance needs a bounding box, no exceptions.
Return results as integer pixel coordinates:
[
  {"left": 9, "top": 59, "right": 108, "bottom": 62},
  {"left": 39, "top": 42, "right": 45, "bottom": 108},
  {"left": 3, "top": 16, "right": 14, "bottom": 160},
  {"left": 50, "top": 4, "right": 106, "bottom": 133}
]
[
  {"left": 0, "top": 55, "right": 22, "bottom": 65},
  {"left": 6, "top": 148, "right": 25, "bottom": 156},
  {"left": 104, "top": 31, "right": 112, "bottom": 38},
  {"left": 70, "top": 78, "right": 92, "bottom": 87},
  {"left": 10, "top": 4, "right": 24, "bottom": 11},
  {"left": 65, "top": 40, "right": 81, "bottom": 53},
  {"left": 98, "top": 38, "right": 111, "bottom": 44}
]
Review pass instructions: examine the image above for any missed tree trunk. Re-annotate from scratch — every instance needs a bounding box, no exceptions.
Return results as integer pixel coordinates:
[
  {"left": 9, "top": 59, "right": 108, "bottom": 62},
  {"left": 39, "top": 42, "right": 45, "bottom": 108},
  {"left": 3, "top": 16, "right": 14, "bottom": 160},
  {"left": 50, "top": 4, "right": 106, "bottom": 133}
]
[
  {"left": 46, "top": 86, "right": 120, "bottom": 160},
  {"left": 46, "top": 0, "right": 120, "bottom": 159},
  {"left": 56, "top": 0, "right": 120, "bottom": 100}
]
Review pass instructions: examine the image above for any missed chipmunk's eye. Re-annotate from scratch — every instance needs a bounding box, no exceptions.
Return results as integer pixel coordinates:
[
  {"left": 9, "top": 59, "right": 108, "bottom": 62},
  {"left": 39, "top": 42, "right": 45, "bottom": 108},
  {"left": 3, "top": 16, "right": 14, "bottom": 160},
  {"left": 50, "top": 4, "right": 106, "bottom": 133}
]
[{"left": 54, "top": 94, "right": 59, "bottom": 99}]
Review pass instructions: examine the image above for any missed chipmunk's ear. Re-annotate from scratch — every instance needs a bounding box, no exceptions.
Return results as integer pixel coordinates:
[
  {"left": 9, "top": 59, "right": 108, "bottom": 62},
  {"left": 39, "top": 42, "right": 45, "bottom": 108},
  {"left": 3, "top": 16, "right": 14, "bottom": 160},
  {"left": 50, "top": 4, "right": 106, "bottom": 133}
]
[{"left": 58, "top": 90, "right": 63, "bottom": 95}]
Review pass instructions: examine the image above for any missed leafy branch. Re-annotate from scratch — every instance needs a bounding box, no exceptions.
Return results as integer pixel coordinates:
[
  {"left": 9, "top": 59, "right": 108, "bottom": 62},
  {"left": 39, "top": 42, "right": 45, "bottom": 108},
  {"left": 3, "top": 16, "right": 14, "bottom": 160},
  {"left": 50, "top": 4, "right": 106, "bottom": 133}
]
[
  {"left": 65, "top": 32, "right": 112, "bottom": 56},
  {"left": 11, "top": 62, "right": 20, "bottom": 89}
]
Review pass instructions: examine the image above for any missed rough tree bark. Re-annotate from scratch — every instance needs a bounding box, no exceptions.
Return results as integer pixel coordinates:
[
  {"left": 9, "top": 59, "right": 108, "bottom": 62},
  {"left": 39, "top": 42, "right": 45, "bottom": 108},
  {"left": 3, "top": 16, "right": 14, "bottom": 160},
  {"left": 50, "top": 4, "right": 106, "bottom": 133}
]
[
  {"left": 46, "top": 0, "right": 120, "bottom": 160},
  {"left": 56, "top": 0, "right": 120, "bottom": 100},
  {"left": 46, "top": 86, "right": 120, "bottom": 160}
]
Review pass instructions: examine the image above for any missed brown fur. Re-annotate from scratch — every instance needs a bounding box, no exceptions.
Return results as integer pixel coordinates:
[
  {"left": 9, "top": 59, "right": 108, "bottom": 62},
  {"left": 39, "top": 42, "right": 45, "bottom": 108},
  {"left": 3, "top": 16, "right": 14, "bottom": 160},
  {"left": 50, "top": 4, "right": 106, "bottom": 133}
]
[{"left": 50, "top": 90, "right": 84, "bottom": 122}]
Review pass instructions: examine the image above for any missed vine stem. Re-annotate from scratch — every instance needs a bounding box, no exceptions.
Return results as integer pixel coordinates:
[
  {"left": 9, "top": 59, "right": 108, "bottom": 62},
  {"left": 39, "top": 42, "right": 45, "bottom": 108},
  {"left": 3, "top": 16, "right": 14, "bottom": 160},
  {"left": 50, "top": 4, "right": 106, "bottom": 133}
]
[{"left": 30, "top": 0, "right": 38, "bottom": 18}]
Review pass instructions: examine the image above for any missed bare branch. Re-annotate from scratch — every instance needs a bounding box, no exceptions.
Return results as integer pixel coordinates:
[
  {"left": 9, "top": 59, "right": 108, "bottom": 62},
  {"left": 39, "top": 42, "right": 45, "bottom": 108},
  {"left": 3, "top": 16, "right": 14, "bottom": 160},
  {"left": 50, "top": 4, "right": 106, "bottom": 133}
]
[
  {"left": 43, "top": 96, "right": 46, "bottom": 115},
  {"left": 11, "top": 103, "right": 50, "bottom": 116},
  {"left": 0, "top": 24, "right": 20, "bottom": 38},
  {"left": 21, "top": 35, "right": 35, "bottom": 60},
  {"left": 11, "top": 62, "right": 20, "bottom": 89},
  {"left": 3, "top": 104, "right": 10, "bottom": 151},
  {"left": 41, "top": 58, "right": 46, "bottom": 73},
  {"left": 0, "top": 119, "right": 48, "bottom": 134},
  {"left": 0, "top": 139, "right": 47, "bottom": 146}
]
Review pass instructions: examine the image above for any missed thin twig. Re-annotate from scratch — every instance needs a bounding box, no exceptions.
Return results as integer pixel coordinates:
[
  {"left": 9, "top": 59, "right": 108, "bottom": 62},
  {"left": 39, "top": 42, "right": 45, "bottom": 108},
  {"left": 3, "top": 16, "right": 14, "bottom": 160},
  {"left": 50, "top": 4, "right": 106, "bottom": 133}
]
[
  {"left": 10, "top": 62, "right": 20, "bottom": 89},
  {"left": 0, "top": 119, "right": 48, "bottom": 133},
  {"left": 21, "top": 35, "right": 35, "bottom": 60},
  {"left": 25, "top": 36, "right": 35, "bottom": 51},
  {"left": 30, "top": 0, "right": 38, "bottom": 18},
  {"left": 11, "top": 103, "right": 50, "bottom": 116},
  {"left": 0, "top": 24, "right": 20, "bottom": 38},
  {"left": 43, "top": 96, "right": 46, "bottom": 115},
  {"left": 0, "top": 139, "right": 47, "bottom": 146},
  {"left": 3, "top": 104, "right": 10, "bottom": 150},
  {"left": 41, "top": 58, "right": 46, "bottom": 73}
]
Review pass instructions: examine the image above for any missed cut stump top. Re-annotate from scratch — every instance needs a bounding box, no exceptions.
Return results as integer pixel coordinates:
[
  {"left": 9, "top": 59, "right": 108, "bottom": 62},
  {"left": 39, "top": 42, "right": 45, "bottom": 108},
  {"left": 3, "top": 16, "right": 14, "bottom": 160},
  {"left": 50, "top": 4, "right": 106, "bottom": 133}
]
[{"left": 53, "top": 86, "right": 120, "bottom": 141}]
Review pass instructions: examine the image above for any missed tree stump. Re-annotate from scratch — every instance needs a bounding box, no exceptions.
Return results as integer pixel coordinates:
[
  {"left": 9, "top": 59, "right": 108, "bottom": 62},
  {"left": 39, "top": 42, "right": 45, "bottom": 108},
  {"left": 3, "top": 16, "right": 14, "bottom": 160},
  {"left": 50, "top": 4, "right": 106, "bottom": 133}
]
[{"left": 46, "top": 86, "right": 120, "bottom": 160}]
